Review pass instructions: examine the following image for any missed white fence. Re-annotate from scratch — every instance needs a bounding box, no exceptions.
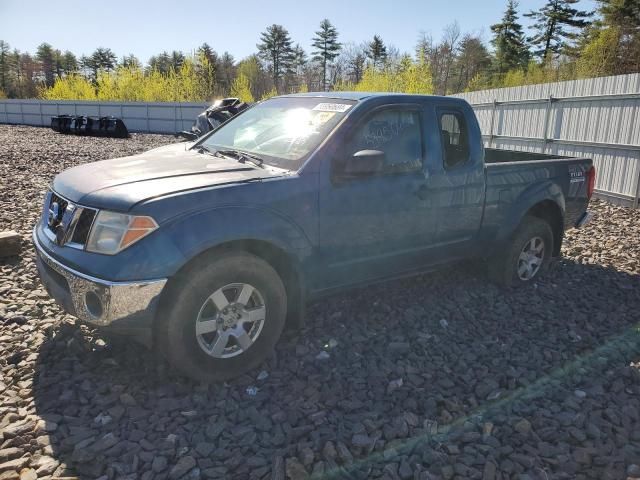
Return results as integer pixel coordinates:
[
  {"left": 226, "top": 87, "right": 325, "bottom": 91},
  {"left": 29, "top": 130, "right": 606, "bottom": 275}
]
[
  {"left": 0, "top": 99, "right": 208, "bottom": 134},
  {"left": 454, "top": 73, "right": 640, "bottom": 207}
]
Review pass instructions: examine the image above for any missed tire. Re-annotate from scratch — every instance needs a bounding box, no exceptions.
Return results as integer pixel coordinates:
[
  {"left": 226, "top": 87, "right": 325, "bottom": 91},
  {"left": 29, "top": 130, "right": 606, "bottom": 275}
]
[
  {"left": 488, "top": 216, "right": 554, "bottom": 288},
  {"left": 158, "top": 252, "right": 287, "bottom": 382}
]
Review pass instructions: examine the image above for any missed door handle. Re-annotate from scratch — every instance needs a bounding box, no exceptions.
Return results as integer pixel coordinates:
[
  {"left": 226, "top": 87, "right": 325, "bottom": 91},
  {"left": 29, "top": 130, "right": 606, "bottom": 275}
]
[{"left": 414, "top": 184, "right": 429, "bottom": 200}]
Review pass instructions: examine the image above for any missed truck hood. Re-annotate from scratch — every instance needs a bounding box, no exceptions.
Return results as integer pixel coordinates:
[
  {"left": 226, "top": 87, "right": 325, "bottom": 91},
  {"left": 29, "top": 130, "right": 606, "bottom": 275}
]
[{"left": 52, "top": 142, "right": 286, "bottom": 211}]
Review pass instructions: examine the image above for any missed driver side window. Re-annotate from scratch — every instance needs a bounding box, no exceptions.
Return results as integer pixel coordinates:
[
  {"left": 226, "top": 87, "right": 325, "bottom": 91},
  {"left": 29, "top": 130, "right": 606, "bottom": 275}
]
[{"left": 345, "top": 108, "right": 423, "bottom": 174}]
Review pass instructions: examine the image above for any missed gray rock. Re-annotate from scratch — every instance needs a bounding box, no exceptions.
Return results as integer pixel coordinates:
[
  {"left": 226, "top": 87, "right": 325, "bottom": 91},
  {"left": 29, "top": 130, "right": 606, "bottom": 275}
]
[
  {"left": 285, "top": 457, "right": 307, "bottom": 480},
  {"left": 169, "top": 456, "right": 196, "bottom": 480},
  {"left": 0, "top": 231, "right": 21, "bottom": 258},
  {"left": 152, "top": 456, "right": 168, "bottom": 473}
]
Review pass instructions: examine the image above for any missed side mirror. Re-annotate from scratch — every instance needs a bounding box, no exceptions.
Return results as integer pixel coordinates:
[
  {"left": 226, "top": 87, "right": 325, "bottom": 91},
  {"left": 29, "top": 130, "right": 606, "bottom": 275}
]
[{"left": 343, "top": 149, "right": 385, "bottom": 177}]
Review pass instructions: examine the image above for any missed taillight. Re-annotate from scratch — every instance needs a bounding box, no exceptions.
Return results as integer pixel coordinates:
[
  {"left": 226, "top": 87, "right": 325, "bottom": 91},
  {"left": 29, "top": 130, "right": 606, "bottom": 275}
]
[{"left": 586, "top": 166, "right": 596, "bottom": 199}]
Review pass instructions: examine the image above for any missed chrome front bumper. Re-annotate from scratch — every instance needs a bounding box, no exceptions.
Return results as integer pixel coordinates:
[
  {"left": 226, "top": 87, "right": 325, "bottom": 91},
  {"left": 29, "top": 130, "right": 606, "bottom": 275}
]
[{"left": 33, "top": 229, "right": 167, "bottom": 327}]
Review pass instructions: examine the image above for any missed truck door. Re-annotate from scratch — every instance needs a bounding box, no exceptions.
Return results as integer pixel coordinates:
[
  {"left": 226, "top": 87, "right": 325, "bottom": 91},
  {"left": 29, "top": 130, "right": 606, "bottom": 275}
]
[
  {"left": 317, "top": 104, "right": 440, "bottom": 288},
  {"left": 427, "top": 106, "right": 485, "bottom": 259}
]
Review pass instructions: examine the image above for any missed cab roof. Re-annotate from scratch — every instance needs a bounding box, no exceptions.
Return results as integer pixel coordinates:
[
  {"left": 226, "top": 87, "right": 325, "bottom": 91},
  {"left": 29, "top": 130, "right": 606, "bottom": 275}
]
[{"left": 280, "top": 91, "right": 456, "bottom": 102}]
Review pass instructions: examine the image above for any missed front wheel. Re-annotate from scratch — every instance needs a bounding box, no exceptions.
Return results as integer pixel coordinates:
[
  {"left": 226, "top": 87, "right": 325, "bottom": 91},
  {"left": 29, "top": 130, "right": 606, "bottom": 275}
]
[
  {"left": 158, "top": 252, "right": 287, "bottom": 382},
  {"left": 488, "top": 216, "right": 554, "bottom": 288}
]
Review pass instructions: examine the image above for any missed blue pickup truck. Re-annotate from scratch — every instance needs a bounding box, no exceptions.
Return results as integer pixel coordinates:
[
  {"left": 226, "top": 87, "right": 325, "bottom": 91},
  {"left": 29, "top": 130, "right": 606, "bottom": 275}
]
[{"left": 33, "top": 92, "right": 594, "bottom": 381}]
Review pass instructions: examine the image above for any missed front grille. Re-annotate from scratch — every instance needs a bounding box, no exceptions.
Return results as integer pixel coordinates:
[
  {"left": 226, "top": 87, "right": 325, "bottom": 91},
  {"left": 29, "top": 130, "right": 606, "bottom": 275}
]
[
  {"left": 71, "top": 209, "right": 96, "bottom": 244},
  {"left": 46, "top": 192, "right": 69, "bottom": 237},
  {"left": 44, "top": 190, "right": 97, "bottom": 248}
]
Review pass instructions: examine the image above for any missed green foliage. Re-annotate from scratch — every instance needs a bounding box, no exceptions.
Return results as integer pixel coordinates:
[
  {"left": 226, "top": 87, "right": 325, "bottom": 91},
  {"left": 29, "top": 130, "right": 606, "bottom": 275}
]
[
  {"left": 525, "top": 0, "right": 592, "bottom": 59},
  {"left": 491, "top": 0, "right": 529, "bottom": 73},
  {"left": 41, "top": 74, "right": 96, "bottom": 100},
  {"left": 41, "top": 55, "right": 218, "bottom": 102},
  {"left": 260, "top": 86, "right": 278, "bottom": 101},
  {"left": 230, "top": 73, "right": 254, "bottom": 102},
  {"left": 576, "top": 26, "right": 621, "bottom": 78},
  {"left": 366, "top": 35, "right": 387, "bottom": 69},
  {"left": 257, "top": 24, "right": 294, "bottom": 93},
  {"left": 311, "top": 19, "right": 341, "bottom": 90},
  {"left": 336, "top": 56, "right": 433, "bottom": 94}
]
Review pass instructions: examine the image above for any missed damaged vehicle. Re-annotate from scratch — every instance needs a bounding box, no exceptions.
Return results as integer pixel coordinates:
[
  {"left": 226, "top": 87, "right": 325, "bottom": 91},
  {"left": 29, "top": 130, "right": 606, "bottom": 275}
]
[
  {"left": 178, "top": 97, "right": 250, "bottom": 140},
  {"left": 33, "top": 92, "right": 594, "bottom": 382}
]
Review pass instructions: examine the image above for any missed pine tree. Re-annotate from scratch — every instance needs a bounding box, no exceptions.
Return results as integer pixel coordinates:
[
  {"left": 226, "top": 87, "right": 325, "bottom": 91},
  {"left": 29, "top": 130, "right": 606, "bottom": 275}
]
[
  {"left": 592, "top": 0, "right": 640, "bottom": 74},
  {"left": 170, "top": 51, "right": 185, "bottom": 70},
  {"left": 0, "top": 41, "right": 11, "bottom": 91},
  {"left": 525, "top": 0, "right": 592, "bottom": 59},
  {"left": 121, "top": 54, "right": 141, "bottom": 69},
  {"left": 36, "top": 43, "right": 56, "bottom": 86},
  {"left": 197, "top": 43, "right": 218, "bottom": 66},
  {"left": 311, "top": 19, "right": 341, "bottom": 91},
  {"left": 61, "top": 51, "right": 78, "bottom": 74},
  {"left": 491, "top": 0, "right": 529, "bottom": 74},
  {"left": 257, "top": 24, "right": 294, "bottom": 93},
  {"left": 599, "top": 0, "right": 640, "bottom": 30},
  {"left": 367, "top": 35, "right": 387, "bottom": 69}
]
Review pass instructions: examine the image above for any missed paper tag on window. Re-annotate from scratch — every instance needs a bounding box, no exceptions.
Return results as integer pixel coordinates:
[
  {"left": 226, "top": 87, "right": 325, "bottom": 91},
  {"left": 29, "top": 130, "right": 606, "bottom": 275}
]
[
  {"left": 312, "top": 111, "right": 336, "bottom": 126},
  {"left": 312, "top": 103, "right": 352, "bottom": 113}
]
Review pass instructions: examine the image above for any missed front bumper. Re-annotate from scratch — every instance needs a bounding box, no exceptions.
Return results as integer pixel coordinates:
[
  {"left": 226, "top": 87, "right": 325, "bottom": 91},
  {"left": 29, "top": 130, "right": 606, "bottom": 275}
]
[{"left": 33, "top": 229, "right": 167, "bottom": 328}]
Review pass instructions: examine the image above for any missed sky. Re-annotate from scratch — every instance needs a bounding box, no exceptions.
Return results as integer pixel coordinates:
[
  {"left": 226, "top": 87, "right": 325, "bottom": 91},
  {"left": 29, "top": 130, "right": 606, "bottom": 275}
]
[{"left": 0, "top": 0, "right": 598, "bottom": 63}]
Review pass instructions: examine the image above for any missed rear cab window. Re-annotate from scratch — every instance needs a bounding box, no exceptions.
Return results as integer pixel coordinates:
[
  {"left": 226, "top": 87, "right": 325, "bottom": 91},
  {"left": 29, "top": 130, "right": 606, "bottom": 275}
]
[{"left": 439, "top": 111, "right": 470, "bottom": 169}]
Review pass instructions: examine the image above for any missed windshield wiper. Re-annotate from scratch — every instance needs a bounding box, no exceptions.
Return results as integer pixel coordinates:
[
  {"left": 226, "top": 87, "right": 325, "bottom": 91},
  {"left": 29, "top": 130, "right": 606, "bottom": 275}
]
[
  {"left": 193, "top": 144, "right": 216, "bottom": 156},
  {"left": 216, "top": 149, "right": 265, "bottom": 168}
]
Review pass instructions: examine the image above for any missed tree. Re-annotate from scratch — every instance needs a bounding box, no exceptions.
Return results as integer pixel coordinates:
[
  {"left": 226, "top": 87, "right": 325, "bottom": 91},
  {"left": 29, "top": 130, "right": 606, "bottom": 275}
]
[
  {"left": 525, "top": 0, "right": 592, "bottom": 59},
  {"left": 87, "top": 47, "right": 117, "bottom": 79},
  {"left": 257, "top": 24, "right": 294, "bottom": 93},
  {"left": 216, "top": 52, "right": 235, "bottom": 95},
  {"left": 198, "top": 43, "right": 218, "bottom": 65},
  {"left": 311, "top": 19, "right": 341, "bottom": 91},
  {"left": 91, "top": 47, "right": 117, "bottom": 70},
  {"left": 593, "top": 0, "right": 640, "bottom": 74},
  {"left": 170, "top": 51, "right": 185, "bottom": 71},
  {"left": 61, "top": 51, "right": 78, "bottom": 74},
  {"left": 149, "top": 51, "right": 171, "bottom": 74},
  {"left": 0, "top": 41, "right": 11, "bottom": 91},
  {"left": 230, "top": 73, "right": 254, "bottom": 102},
  {"left": 121, "top": 54, "right": 141, "bottom": 69},
  {"left": 36, "top": 43, "right": 56, "bottom": 86},
  {"left": 491, "top": 0, "right": 530, "bottom": 74},
  {"left": 599, "top": 0, "right": 640, "bottom": 30},
  {"left": 237, "top": 55, "right": 269, "bottom": 99},
  {"left": 452, "top": 34, "right": 491, "bottom": 92},
  {"left": 349, "top": 52, "right": 366, "bottom": 84},
  {"left": 367, "top": 35, "right": 387, "bottom": 69},
  {"left": 438, "top": 22, "right": 461, "bottom": 94}
]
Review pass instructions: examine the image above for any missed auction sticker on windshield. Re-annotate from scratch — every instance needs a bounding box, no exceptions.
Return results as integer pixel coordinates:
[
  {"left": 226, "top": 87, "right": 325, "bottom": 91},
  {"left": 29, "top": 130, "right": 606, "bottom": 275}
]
[{"left": 313, "top": 103, "right": 352, "bottom": 113}]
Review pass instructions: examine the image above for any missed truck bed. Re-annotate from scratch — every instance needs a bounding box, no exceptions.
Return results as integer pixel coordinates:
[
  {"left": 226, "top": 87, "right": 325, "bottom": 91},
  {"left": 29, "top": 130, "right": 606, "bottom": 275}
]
[
  {"left": 485, "top": 147, "right": 571, "bottom": 163},
  {"left": 481, "top": 148, "right": 593, "bottom": 244}
]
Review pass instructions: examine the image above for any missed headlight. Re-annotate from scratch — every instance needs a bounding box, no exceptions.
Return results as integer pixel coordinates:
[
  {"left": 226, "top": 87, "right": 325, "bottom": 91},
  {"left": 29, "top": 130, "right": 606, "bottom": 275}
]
[{"left": 86, "top": 211, "right": 158, "bottom": 255}]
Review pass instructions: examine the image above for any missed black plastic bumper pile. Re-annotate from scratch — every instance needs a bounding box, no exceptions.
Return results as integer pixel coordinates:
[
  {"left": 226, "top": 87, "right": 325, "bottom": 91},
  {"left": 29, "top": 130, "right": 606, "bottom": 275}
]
[{"left": 51, "top": 115, "right": 129, "bottom": 138}]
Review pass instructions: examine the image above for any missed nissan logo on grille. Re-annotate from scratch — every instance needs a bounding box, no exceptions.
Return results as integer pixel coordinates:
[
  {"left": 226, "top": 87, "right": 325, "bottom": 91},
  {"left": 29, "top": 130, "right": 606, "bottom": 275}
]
[{"left": 48, "top": 201, "right": 61, "bottom": 228}]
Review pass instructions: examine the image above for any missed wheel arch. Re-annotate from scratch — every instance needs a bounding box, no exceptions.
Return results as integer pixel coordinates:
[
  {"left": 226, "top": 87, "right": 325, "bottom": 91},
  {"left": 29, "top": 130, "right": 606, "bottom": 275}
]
[
  {"left": 155, "top": 239, "right": 306, "bottom": 343},
  {"left": 524, "top": 200, "right": 564, "bottom": 256}
]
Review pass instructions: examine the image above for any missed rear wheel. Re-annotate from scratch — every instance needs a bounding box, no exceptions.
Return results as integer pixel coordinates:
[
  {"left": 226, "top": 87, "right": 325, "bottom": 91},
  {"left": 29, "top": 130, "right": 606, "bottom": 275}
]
[
  {"left": 488, "top": 216, "right": 554, "bottom": 288},
  {"left": 158, "top": 252, "right": 287, "bottom": 382}
]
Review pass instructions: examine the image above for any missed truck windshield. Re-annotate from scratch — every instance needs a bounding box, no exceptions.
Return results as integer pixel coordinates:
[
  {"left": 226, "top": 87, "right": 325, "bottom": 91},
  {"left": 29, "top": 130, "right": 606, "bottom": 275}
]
[{"left": 199, "top": 97, "right": 356, "bottom": 170}]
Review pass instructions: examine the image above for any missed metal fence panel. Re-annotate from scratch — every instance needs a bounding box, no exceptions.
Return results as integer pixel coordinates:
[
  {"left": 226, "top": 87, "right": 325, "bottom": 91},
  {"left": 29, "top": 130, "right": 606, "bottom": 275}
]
[
  {"left": 454, "top": 73, "right": 640, "bottom": 207},
  {"left": 0, "top": 99, "right": 208, "bottom": 134}
]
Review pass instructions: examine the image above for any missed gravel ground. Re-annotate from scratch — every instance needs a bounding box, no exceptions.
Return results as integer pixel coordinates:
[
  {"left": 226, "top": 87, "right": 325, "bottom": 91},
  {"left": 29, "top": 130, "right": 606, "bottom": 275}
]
[{"left": 1, "top": 124, "right": 640, "bottom": 480}]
